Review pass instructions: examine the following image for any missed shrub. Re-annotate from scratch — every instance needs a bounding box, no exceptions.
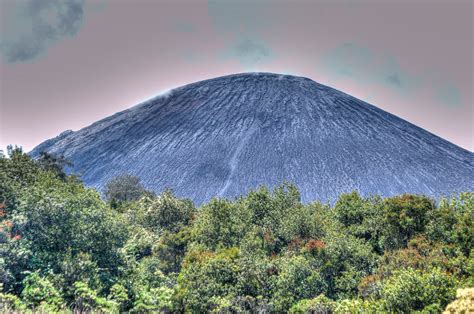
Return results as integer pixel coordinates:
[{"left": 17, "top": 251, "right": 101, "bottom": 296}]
[
  {"left": 131, "top": 190, "right": 195, "bottom": 234},
  {"left": 381, "top": 267, "right": 457, "bottom": 312},
  {"left": 20, "top": 272, "right": 63, "bottom": 310},
  {"left": 443, "top": 288, "right": 474, "bottom": 313},
  {"left": 380, "top": 194, "right": 435, "bottom": 250},
  {"left": 0, "top": 289, "right": 26, "bottom": 311},
  {"left": 270, "top": 255, "right": 327, "bottom": 312},
  {"left": 103, "top": 174, "right": 147, "bottom": 207},
  {"left": 177, "top": 248, "right": 241, "bottom": 312},
  {"left": 109, "top": 283, "right": 129, "bottom": 311},
  {"left": 132, "top": 286, "right": 173, "bottom": 312},
  {"left": 73, "top": 281, "right": 116, "bottom": 312},
  {"left": 289, "top": 294, "right": 335, "bottom": 313}
]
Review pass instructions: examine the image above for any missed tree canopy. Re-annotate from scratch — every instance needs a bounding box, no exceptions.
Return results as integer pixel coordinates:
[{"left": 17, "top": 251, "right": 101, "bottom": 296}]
[{"left": 0, "top": 147, "right": 472, "bottom": 313}]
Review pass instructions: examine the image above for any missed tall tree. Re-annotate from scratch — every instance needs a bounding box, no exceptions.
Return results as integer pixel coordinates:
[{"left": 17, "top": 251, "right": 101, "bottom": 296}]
[{"left": 103, "top": 174, "right": 147, "bottom": 207}]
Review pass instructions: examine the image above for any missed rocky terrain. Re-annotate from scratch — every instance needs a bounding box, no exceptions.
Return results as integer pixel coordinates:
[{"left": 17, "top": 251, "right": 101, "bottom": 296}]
[{"left": 31, "top": 73, "right": 474, "bottom": 204}]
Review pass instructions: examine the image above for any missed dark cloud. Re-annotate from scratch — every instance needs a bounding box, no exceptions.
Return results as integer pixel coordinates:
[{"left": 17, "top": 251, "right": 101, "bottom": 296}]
[{"left": 0, "top": 0, "right": 85, "bottom": 63}]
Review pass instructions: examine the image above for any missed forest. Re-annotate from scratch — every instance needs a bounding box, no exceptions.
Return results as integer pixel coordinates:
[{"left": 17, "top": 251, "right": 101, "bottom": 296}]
[{"left": 0, "top": 146, "right": 472, "bottom": 313}]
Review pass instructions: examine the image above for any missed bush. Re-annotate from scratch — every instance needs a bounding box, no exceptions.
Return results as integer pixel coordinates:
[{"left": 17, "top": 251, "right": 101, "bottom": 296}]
[
  {"left": 103, "top": 174, "right": 147, "bottom": 207},
  {"left": 177, "top": 248, "right": 241, "bottom": 312},
  {"left": 321, "top": 231, "right": 379, "bottom": 299},
  {"left": 289, "top": 294, "right": 335, "bottom": 313},
  {"left": 15, "top": 173, "right": 129, "bottom": 289},
  {"left": 193, "top": 198, "right": 249, "bottom": 250},
  {"left": 73, "top": 281, "right": 116, "bottom": 312},
  {"left": 109, "top": 283, "right": 129, "bottom": 311},
  {"left": 381, "top": 267, "right": 457, "bottom": 312},
  {"left": 443, "top": 288, "right": 474, "bottom": 313},
  {"left": 131, "top": 286, "right": 173, "bottom": 312},
  {"left": 426, "top": 193, "right": 474, "bottom": 256},
  {"left": 20, "top": 272, "right": 63, "bottom": 310},
  {"left": 0, "top": 289, "right": 26, "bottom": 311},
  {"left": 130, "top": 190, "right": 195, "bottom": 234},
  {"left": 270, "top": 255, "right": 327, "bottom": 312},
  {"left": 155, "top": 227, "right": 193, "bottom": 274},
  {"left": 333, "top": 191, "right": 367, "bottom": 227},
  {"left": 380, "top": 194, "right": 435, "bottom": 250}
]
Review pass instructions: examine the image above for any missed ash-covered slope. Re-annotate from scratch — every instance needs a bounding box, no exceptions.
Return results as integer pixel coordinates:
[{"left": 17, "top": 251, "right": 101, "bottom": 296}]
[{"left": 31, "top": 73, "right": 474, "bottom": 204}]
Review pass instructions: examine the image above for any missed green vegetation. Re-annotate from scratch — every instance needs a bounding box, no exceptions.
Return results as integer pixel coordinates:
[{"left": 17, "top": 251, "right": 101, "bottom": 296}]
[{"left": 0, "top": 146, "right": 472, "bottom": 313}]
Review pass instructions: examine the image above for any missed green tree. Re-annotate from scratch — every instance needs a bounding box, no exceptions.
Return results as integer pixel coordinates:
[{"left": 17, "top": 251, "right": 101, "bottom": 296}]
[
  {"left": 380, "top": 194, "right": 434, "bottom": 250},
  {"left": 155, "top": 227, "right": 193, "bottom": 274},
  {"left": 381, "top": 267, "right": 457, "bottom": 312},
  {"left": 73, "top": 281, "right": 116, "bottom": 312},
  {"left": 270, "top": 255, "right": 327, "bottom": 312},
  {"left": 321, "top": 231, "right": 379, "bottom": 299},
  {"left": 37, "top": 151, "right": 71, "bottom": 180},
  {"left": 289, "top": 294, "right": 335, "bottom": 314},
  {"left": 14, "top": 172, "right": 129, "bottom": 289},
  {"left": 426, "top": 192, "right": 473, "bottom": 255},
  {"left": 177, "top": 248, "right": 241, "bottom": 312},
  {"left": 194, "top": 198, "right": 249, "bottom": 250},
  {"left": 21, "top": 272, "right": 64, "bottom": 310},
  {"left": 129, "top": 190, "right": 195, "bottom": 234},
  {"left": 109, "top": 283, "right": 129, "bottom": 311},
  {"left": 333, "top": 191, "right": 367, "bottom": 227},
  {"left": 103, "top": 174, "right": 147, "bottom": 207}
]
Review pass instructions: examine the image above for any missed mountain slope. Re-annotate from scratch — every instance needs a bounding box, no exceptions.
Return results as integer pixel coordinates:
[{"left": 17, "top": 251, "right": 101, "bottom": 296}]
[{"left": 31, "top": 73, "right": 474, "bottom": 204}]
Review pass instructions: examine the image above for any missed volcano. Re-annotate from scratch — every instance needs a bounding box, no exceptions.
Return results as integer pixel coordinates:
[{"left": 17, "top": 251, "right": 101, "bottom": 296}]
[{"left": 31, "top": 73, "right": 473, "bottom": 204}]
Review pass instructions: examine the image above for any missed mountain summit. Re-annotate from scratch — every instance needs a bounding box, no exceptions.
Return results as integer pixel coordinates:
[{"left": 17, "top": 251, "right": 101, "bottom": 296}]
[{"left": 31, "top": 73, "right": 473, "bottom": 204}]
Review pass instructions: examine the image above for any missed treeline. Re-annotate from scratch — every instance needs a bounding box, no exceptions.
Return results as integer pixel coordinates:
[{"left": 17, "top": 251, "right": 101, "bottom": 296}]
[{"left": 0, "top": 146, "right": 472, "bottom": 313}]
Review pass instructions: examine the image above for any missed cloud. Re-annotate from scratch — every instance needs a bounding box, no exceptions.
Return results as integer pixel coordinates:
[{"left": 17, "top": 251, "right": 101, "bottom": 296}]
[
  {"left": 0, "top": 0, "right": 85, "bottom": 63},
  {"left": 223, "top": 38, "right": 274, "bottom": 70},
  {"left": 320, "top": 43, "right": 420, "bottom": 96},
  {"left": 378, "top": 56, "right": 420, "bottom": 96},
  {"left": 173, "top": 22, "right": 196, "bottom": 33},
  {"left": 436, "top": 84, "right": 461, "bottom": 107},
  {"left": 207, "top": 0, "right": 270, "bottom": 35},
  {"left": 208, "top": 0, "right": 275, "bottom": 71},
  {"left": 386, "top": 73, "right": 401, "bottom": 86},
  {"left": 319, "top": 43, "right": 464, "bottom": 107},
  {"left": 321, "top": 43, "right": 374, "bottom": 80},
  {"left": 181, "top": 51, "right": 205, "bottom": 64}
]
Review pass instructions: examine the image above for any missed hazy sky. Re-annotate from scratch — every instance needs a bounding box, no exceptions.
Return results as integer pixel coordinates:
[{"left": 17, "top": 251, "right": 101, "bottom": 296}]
[{"left": 1, "top": 0, "right": 473, "bottom": 152}]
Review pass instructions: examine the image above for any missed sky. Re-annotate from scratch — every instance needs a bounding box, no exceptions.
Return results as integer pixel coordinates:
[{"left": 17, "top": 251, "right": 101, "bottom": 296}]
[{"left": 0, "top": 0, "right": 473, "bottom": 152}]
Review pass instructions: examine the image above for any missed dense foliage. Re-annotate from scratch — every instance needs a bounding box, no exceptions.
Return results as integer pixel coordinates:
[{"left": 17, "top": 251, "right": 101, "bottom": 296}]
[{"left": 0, "top": 147, "right": 472, "bottom": 313}]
